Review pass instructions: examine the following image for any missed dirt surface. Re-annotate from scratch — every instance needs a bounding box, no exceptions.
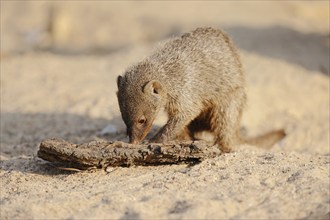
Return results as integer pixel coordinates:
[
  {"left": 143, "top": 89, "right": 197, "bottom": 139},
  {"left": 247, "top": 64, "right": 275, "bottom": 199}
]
[{"left": 1, "top": 1, "right": 329, "bottom": 219}]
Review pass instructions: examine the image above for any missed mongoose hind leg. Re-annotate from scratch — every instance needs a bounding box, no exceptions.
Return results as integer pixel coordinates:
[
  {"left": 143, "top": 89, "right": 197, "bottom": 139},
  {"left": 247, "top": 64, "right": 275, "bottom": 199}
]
[{"left": 211, "top": 89, "right": 246, "bottom": 153}]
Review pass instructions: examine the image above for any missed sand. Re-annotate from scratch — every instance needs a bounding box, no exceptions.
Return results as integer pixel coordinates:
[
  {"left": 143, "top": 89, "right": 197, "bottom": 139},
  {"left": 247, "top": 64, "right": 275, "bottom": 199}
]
[{"left": 1, "top": 1, "right": 329, "bottom": 219}]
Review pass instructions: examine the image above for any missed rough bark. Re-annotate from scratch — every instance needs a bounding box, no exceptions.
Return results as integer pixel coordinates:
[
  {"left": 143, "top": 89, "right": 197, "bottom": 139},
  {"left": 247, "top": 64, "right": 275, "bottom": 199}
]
[{"left": 37, "top": 139, "right": 221, "bottom": 170}]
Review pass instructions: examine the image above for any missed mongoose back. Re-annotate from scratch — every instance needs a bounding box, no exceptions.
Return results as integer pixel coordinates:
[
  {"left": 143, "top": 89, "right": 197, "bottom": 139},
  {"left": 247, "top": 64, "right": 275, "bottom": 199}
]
[{"left": 116, "top": 27, "right": 285, "bottom": 152}]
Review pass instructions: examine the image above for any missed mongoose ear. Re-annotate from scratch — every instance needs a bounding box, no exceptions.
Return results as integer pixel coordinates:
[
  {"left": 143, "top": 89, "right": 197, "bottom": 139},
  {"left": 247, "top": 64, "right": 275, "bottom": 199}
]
[
  {"left": 117, "top": 75, "right": 122, "bottom": 88},
  {"left": 143, "top": 80, "right": 163, "bottom": 95}
]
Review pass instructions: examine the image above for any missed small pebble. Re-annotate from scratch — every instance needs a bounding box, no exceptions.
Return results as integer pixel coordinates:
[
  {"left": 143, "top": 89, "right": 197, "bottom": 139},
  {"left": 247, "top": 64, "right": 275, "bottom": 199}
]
[{"left": 101, "top": 124, "right": 118, "bottom": 135}]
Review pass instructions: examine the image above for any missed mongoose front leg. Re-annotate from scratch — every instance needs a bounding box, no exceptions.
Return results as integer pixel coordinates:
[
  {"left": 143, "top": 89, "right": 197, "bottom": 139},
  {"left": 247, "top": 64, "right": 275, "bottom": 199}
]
[{"left": 151, "top": 117, "right": 192, "bottom": 143}]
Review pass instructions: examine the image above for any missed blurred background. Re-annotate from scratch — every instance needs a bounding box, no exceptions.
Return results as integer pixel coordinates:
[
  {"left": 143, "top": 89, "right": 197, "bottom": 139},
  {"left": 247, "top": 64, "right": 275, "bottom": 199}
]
[{"left": 2, "top": 1, "right": 329, "bottom": 69}]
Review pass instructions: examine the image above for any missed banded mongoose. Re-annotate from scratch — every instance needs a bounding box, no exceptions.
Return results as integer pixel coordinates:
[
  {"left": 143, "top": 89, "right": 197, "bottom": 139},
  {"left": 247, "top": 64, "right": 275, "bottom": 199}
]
[{"left": 116, "top": 27, "right": 285, "bottom": 152}]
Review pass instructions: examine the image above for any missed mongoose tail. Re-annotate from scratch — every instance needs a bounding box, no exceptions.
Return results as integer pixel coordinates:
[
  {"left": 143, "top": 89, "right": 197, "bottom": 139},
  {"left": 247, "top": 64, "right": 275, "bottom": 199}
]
[{"left": 241, "top": 129, "right": 286, "bottom": 149}]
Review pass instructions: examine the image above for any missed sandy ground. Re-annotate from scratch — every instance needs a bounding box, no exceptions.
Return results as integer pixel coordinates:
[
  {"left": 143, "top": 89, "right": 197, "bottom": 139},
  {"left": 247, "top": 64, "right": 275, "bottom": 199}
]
[{"left": 1, "top": 2, "right": 329, "bottom": 219}]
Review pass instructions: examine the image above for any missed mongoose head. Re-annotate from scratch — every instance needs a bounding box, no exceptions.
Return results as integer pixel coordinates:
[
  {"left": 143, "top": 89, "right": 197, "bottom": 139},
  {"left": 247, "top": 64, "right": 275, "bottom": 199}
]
[{"left": 117, "top": 70, "right": 164, "bottom": 144}]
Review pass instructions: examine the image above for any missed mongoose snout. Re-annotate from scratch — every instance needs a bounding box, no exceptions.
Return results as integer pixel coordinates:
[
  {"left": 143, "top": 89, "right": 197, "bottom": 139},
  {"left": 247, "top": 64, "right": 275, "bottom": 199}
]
[{"left": 116, "top": 27, "right": 285, "bottom": 152}]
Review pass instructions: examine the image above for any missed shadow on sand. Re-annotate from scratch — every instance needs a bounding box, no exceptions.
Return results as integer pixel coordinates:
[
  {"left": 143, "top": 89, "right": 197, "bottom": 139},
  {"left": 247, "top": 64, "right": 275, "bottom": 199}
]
[{"left": 223, "top": 25, "right": 329, "bottom": 76}]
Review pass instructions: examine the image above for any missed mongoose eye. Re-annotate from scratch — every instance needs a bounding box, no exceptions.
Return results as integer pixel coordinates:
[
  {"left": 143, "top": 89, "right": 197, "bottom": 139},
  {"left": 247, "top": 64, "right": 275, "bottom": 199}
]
[{"left": 138, "top": 118, "right": 146, "bottom": 124}]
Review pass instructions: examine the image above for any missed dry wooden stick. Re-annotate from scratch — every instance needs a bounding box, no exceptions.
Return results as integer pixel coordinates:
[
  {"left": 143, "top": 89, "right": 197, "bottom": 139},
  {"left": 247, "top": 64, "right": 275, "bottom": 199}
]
[{"left": 37, "top": 139, "right": 221, "bottom": 170}]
